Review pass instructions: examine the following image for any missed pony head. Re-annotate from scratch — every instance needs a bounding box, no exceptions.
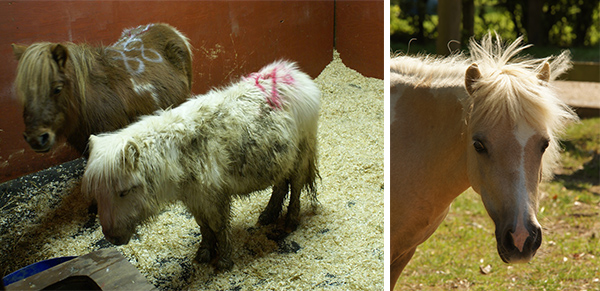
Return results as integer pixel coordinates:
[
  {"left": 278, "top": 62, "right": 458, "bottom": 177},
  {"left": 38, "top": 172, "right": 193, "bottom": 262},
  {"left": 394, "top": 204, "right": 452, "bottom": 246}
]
[
  {"left": 82, "top": 133, "right": 162, "bottom": 245},
  {"left": 463, "top": 34, "right": 577, "bottom": 264},
  {"left": 13, "top": 43, "right": 75, "bottom": 152}
]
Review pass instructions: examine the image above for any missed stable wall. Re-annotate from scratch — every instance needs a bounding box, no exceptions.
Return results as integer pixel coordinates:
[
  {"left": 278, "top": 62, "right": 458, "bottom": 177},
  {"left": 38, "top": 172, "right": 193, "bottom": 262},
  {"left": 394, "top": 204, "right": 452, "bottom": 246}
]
[{"left": 0, "top": 1, "right": 384, "bottom": 183}]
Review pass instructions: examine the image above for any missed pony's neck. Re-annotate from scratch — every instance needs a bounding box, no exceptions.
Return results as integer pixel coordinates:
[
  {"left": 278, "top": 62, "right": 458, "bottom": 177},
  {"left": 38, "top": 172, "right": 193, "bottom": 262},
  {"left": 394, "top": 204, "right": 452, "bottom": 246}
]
[
  {"left": 390, "top": 81, "right": 471, "bottom": 208},
  {"left": 390, "top": 81, "right": 471, "bottom": 255}
]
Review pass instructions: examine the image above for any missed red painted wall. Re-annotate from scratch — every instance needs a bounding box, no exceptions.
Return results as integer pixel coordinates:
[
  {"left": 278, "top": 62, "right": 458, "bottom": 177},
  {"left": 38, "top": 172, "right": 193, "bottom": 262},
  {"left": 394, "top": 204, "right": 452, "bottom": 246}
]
[
  {"left": 336, "top": 0, "right": 384, "bottom": 79},
  {"left": 0, "top": 1, "right": 383, "bottom": 183}
]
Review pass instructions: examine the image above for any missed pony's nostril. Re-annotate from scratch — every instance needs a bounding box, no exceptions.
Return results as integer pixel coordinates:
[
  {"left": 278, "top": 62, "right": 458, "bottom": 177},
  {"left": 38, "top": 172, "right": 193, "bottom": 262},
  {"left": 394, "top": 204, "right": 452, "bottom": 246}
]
[
  {"left": 503, "top": 229, "right": 515, "bottom": 250},
  {"left": 38, "top": 132, "right": 50, "bottom": 147},
  {"left": 531, "top": 226, "right": 542, "bottom": 250}
]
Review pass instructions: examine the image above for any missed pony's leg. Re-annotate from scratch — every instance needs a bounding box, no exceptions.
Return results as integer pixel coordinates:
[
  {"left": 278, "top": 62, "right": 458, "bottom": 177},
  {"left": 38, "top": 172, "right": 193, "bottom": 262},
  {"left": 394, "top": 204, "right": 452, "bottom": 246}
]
[
  {"left": 214, "top": 225, "right": 233, "bottom": 270},
  {"left": 195, "top": 220, "right": 217, "bottom": 264},
  {"left": 207, "top": 200, "right": 234, "bottom": 270},
  {"left": 284, "top": 179, "right": 302, "bottom": 232},
  {"left": 258, "top": 181, "right": 288, "bottom": 225},
  {"left": 190, "top": 199, "right": 233, "bottom": 270},
  {"left": 390, "top": 247, "right": 416, "bottom": 290}
]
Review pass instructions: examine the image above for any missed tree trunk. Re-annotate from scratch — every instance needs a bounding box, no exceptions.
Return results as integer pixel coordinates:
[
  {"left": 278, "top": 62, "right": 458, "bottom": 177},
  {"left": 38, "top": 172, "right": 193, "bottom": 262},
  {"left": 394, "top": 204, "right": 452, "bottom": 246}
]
[
  {"left": 437, "top": 0, "right": 462, "bottom": 55},
  {"left": 462, "top": 0, "right": 474, "bottom": 43},
  {"left": 526, "top": 0, "right": 543, "bottom": 45},
  {"left": 416, "top": 0, "right": 428, "bottom": 40}
]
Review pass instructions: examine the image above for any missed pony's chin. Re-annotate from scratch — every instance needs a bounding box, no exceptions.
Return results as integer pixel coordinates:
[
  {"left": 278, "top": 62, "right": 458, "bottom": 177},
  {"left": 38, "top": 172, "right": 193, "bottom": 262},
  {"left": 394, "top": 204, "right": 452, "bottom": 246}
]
[
  {"left": 31, "top": 146, "right": 52, "bottom": 153},
  {"left": 104, "top": 233, "right": 132, "bottom": 246},
  {"left": 497, "top": 243, "right": 537, "bottom": 264},
  {"left": 27, "top": 139, "right": 54, "bottom": 152}
]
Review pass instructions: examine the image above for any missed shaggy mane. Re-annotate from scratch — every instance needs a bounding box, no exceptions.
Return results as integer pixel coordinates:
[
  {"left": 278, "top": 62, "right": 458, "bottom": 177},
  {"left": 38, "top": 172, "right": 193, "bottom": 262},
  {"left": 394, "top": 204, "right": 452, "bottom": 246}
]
[{"left": 14, "top": 42, "right": 95, "bottom": 106}]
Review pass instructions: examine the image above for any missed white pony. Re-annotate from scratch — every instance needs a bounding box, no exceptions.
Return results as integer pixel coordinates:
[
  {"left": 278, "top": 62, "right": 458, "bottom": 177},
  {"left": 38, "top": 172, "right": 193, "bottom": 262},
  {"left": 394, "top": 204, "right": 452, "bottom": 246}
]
[{"left": 82, "top": 60, "right": 320, "bottom": 270}]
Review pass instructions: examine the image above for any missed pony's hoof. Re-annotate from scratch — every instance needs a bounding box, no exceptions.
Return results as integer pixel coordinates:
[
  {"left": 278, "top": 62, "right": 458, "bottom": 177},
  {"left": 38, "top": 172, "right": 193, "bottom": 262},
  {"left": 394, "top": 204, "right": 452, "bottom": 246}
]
[
  {"left": 284, "top": 217, "right": 299, "bottom": 232},
  {"left": 195, "top": 247, "right": 212, "bottom": 263},
  {"left": 258, "top": 211, "right": 277, "bottom": 225},
  {"left": 266, "top": 228, "right": 290, "bottom": 241},
  {"left": 215, "top": 258, "right": 234, "bottom": 271}
]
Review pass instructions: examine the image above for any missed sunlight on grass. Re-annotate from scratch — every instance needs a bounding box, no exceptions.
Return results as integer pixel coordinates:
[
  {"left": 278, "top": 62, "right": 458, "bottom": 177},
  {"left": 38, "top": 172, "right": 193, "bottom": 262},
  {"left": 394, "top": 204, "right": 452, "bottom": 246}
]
[{"left": 397, "top": 118, "right": 600, "bottom": 290}]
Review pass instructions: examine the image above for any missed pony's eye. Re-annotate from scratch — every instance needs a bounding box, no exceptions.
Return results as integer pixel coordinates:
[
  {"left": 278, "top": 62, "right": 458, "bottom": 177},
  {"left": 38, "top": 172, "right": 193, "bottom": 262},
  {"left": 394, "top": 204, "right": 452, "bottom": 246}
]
[
  {"left": 473, "top": 139, "right": 487, "bottom": 153},
  {"left": 52, "top": 85, "right": 63, "bottom": 95},
  {"left": 541, "top": 139, "right": 550, "bottom": 153},
  {"left": 119, "top": 185, "right": 141, "bottom": 198},
  {"left": 118, "top": 189, "right": 129, "bottom": 198}
]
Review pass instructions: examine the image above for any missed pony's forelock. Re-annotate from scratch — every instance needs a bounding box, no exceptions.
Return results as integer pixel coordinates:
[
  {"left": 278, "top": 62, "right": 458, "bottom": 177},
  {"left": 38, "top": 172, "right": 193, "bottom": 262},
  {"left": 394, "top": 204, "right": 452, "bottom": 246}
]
[
  {"left": 83, "top": 135, "right": 135, "bottom": 199},
  {"left": 14, "top": 43, "right": 58, "bottom": 105},
  {"left": 14, "top": 42, "right": 94, "bottom": 106}
]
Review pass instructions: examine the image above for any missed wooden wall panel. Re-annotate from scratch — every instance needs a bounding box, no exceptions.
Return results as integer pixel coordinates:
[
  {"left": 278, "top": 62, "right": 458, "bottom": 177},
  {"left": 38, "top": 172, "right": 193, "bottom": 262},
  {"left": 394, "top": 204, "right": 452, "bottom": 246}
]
[
  {"left": 0, "top": 1, "right": 334, "bottom": 182},
  {"left": 335, "top": 0, "right": 384, "bottom": 79}
]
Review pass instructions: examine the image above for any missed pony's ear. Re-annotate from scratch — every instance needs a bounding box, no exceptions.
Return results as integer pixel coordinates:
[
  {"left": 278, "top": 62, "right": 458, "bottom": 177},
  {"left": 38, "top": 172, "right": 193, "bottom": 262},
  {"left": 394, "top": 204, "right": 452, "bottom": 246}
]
[
  {"left": 88, "top": 135, "right": 98, "bottom": 153},
  {"left": 12, "top": 44, "right": 28, "bottom": 61},
  {"left": 465, "top": 63, "right": 481, "bottom": 95},
  {"left": 51, "top": 44, "right": 69, "bottom": 69},
  {"left": 122, "top": 139, "right": 140, "bottom": 171},
  {"left": 537, "top": 62, "right": 551, "bottom": 83}
]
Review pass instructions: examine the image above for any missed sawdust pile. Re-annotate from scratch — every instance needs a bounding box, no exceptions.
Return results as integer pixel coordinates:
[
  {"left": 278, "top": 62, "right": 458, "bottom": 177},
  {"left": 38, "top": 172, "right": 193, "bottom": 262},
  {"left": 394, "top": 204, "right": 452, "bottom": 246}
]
[{"left": 0, "top": 51, "right": 384, "bottom": 290}]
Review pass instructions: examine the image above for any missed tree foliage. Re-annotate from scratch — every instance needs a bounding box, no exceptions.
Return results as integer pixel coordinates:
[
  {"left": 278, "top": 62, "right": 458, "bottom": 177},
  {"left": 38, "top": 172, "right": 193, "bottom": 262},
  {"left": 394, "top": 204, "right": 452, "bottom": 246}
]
[{"left": 390, "top": 0, "right": 600, "bottom": 47}]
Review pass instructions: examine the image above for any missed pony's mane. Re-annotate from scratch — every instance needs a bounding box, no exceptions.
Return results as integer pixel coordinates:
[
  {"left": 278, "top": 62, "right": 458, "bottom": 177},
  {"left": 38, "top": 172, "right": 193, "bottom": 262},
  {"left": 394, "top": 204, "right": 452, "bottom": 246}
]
[
  {"left": 14, "top": 42, "right": 96, "bottom": 105},
  {"left": 390, "top": 52, "right": 470, "bottom": 88},
  {"left": 392, "top": 33, "right": 578, "bottom": 180}
]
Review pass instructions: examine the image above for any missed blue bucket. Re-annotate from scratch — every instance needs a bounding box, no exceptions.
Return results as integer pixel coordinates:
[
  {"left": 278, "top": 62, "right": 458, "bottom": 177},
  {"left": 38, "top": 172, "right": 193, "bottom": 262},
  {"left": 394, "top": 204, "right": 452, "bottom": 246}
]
[{"left": 3, "top": 256, "right": 77, "bottom": 286}]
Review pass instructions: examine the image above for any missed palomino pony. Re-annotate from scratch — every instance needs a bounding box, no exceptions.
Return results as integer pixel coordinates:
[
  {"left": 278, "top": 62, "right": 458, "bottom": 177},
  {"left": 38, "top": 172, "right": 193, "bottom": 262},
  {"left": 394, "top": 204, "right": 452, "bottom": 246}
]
[
  {"left": 12, "top": 23, "right": 192, "bottom": 154},
  {"left": 390, "top": 34, "right": 577, "bottom": 288},
  {"left": 82, "top": 61, "right": 320, "bottom": 270}
]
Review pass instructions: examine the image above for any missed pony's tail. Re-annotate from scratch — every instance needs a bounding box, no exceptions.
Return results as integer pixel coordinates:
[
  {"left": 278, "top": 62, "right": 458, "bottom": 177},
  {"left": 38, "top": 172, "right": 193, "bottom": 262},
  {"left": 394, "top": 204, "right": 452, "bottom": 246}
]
[
  {"left": 301, "top": 132, "right": 320, "bottom": 206},
  {"left": 159, "top": 24, "right": 194, "bottom": 90},
  {"left": 304, "top": 148, "right": 320, "bottom": 205}
]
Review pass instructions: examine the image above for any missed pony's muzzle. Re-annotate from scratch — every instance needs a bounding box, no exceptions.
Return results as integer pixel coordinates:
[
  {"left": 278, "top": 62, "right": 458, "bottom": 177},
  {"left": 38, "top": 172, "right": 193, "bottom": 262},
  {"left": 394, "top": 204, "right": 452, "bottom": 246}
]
[
  {"left": 497, "top": 224, "right": 542, "bottom": 263},
  {"left": 23, "top": 131, "right": 54, "bottom": 152},
  {"left": 103, "top": 230, "right": 132, "bottom": 246}
]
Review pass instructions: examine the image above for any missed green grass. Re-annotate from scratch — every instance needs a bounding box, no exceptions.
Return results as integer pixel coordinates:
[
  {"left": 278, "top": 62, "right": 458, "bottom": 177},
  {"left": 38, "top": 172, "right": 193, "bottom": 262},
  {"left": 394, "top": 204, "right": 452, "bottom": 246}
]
[{"left": 397, "top": 118, "right": 600, "bottom": 290}]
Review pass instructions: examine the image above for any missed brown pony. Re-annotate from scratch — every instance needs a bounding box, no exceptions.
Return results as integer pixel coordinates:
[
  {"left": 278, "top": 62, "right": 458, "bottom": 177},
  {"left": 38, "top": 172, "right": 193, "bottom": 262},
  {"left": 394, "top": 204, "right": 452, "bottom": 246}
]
[{"left": 12, "top": 23, "right": 193, "bottom": 154}]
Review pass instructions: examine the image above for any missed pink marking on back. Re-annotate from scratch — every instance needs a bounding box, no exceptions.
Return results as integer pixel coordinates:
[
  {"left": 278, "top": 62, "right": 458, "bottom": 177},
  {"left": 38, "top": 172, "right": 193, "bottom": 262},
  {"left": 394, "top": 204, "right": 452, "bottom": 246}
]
[{"left": 245, "top": 64, "right": 296, "bottom": 110}]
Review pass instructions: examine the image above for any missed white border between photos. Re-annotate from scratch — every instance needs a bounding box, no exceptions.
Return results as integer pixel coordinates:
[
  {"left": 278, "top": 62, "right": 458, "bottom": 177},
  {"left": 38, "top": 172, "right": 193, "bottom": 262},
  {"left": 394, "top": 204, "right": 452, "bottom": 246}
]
[{"left": 384, "top": 0, "right": 391, "bottom": 290}]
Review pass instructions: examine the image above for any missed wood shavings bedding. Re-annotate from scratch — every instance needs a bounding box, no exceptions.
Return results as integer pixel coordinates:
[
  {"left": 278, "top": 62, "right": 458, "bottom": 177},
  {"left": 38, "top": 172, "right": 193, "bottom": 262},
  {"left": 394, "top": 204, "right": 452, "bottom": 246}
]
[{"left": 0, "top": 51, "right": 384, "bottom": 290}]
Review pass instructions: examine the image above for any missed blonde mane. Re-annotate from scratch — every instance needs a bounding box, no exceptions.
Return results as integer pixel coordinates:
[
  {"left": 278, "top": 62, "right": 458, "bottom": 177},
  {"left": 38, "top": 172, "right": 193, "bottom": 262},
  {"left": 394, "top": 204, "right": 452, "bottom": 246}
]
[
  {"left": 391, "top": 33, "right": 578, "bottom": 180},
  {"left": 390, "top": 52, "right": 470, "bottom": 88}
]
